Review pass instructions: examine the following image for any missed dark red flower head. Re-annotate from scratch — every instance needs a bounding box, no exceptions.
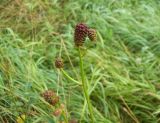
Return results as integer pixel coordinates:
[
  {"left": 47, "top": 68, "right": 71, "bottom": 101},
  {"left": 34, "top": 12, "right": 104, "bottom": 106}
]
[
  {"left": 55, "top": 58, "right": 64, "bottom": 68},
  {"left": 74, "top": 23, "right": 89, "bottom": 47},
  {"left": 88, "top": 28, "right": 97, "bottom": 42},
  {"left": 41, "top": 90, "right": 59, "bottom": 106}
]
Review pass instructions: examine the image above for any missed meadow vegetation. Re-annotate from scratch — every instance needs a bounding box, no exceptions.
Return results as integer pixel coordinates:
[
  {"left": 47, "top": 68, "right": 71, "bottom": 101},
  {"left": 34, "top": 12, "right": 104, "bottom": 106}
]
[{"left": 0, "top": 0, "right": 160, "bottom": 122}]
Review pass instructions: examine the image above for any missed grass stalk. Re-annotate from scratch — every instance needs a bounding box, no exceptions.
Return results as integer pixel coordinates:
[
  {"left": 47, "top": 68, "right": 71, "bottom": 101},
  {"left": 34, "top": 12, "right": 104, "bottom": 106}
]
[
  {"left": 78, "top": 47, "right": 94, "bottom": 123},
  {"left": 61, "top": 69, "right": 81, "bottom": 85}
]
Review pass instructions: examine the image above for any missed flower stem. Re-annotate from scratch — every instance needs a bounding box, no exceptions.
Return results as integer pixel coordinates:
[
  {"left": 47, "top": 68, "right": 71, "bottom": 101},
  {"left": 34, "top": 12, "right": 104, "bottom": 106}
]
[
  {"left": 62, "top": 110, "right": 68, "bottom": 123},
  {"left": 61, "top": 69, "right": 81, "bottom": 85},
  {"left": 78, "top": 47, "right": 94, "bottom": 123}
]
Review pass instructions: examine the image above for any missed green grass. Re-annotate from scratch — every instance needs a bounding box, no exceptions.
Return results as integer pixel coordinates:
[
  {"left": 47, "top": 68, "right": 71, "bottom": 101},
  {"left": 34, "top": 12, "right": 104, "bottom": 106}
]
[{"left": 0, "top": 0, "right": 160, "bottom": 122}]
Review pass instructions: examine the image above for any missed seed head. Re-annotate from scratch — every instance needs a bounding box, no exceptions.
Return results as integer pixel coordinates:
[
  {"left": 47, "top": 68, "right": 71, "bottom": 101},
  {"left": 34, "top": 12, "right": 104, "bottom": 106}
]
[
  {"left": 69, "top": 119, "right": 78, "bottom": 123},
  {"left": 55, "top": 58, "right": 64, "bottom": 68},
  {"left": 41, "top": 90, "right": 59, "bottom": 106},
  {"left": 88, "top": 28, "right": 97, "bottom": 42},
  {"left": 74, "top": 23, "right": 88, "bottom": 47},
  {"left": 53, "top": 108, "right": 62, "bottom": 117}
]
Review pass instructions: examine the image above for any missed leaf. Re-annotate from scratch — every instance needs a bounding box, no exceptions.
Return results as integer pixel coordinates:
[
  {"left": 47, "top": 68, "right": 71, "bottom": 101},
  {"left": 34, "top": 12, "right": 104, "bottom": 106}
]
[{"left": 16, "top": 115, "right": 25, "bottom": 123}]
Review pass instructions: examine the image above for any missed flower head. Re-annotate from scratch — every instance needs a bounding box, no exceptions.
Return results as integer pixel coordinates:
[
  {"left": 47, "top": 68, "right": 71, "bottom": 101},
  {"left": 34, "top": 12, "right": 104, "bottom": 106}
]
[
  {"left": 55, "top": 58, "right": 64, "bottom": 68},
  {"left": 88, "top": 28, "right": 97, "bottom": 42},
  {"left": 74, "top": 23, "right": 88, "bottom": 47},
  {"left": 53, "top": 108, "right": 62, "bottom": 117},
  {"left": 41, "top": 90, "right": 59, "bottom": 106},
  {"left": 69, "top": 119, "right": 78, "bottom": 123},
  {"left": 53, "top": 104, "right": 65, "bottom": 117}
]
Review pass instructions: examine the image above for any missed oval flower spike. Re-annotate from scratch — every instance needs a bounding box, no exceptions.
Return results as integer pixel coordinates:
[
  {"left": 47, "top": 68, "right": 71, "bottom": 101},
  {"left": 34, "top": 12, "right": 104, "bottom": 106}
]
[
  {"left": 88, "top": 28, "right": 97, "bottom": 42},
  {"left": 53, "top": 108, "right": 62, "bottom": 117},
  {"left": 74, "top": 23, "right": 89, "bottom": 47},
  {"left": 41, "top": 90, "right": 59, "bottom": 106},
  {"left": 55, "top": 58, "right": 64, "bottom": 69}
]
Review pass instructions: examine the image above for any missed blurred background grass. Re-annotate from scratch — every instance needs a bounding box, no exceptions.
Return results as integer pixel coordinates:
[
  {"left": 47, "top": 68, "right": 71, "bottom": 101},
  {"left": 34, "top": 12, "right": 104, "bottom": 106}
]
[{"left": 0, "top": 0, "right": 160, "bottom": 123}]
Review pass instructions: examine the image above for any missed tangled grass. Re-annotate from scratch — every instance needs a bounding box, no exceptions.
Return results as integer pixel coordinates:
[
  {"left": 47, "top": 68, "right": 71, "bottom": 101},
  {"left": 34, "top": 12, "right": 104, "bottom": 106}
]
[{"left": 0, "top": 0, "right": 160, "bottom": 122}]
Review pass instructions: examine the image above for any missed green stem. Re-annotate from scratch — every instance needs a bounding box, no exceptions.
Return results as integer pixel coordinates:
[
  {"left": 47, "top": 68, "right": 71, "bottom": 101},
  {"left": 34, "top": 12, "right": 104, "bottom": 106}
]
[
  {"left": 78, "top": 48, "right": 94, "bottom": 123},
  {"left": 62, "top": 110, "right": 68, "bottom": 123},
  {"left": 61, "top": 69, "right": 81, "bottom": 85}
]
